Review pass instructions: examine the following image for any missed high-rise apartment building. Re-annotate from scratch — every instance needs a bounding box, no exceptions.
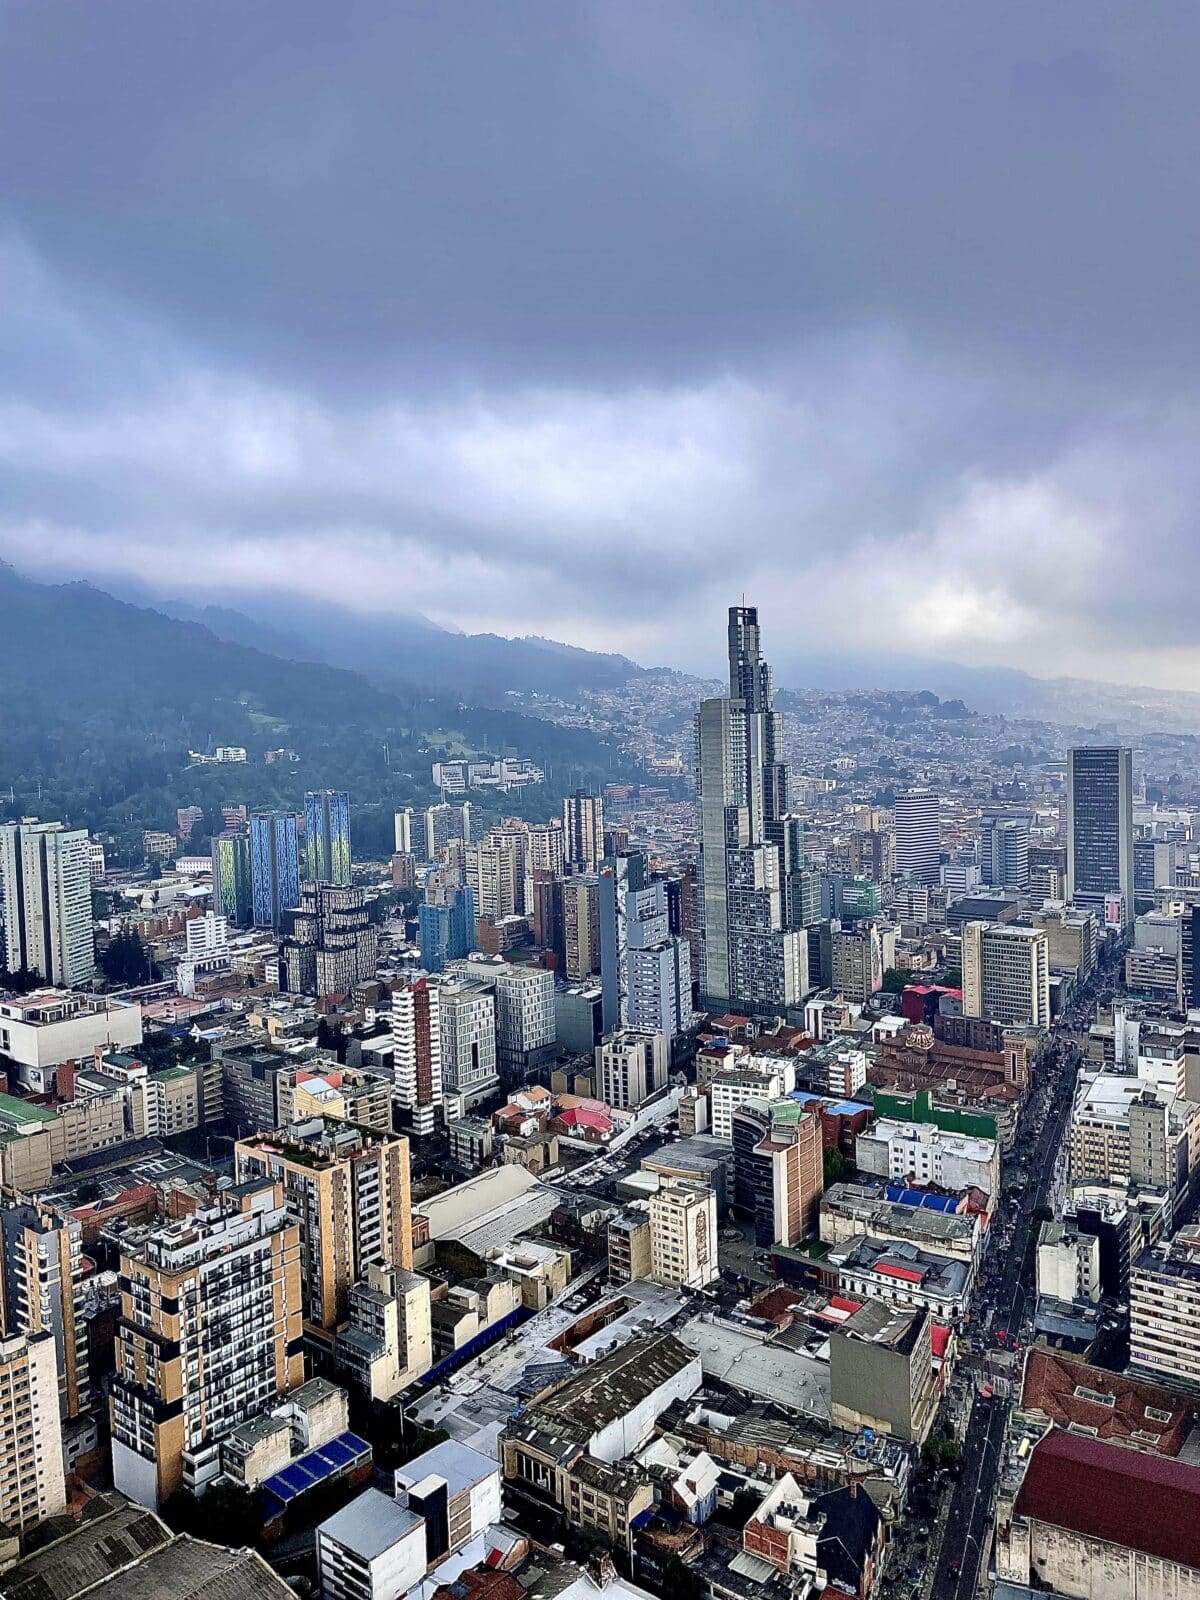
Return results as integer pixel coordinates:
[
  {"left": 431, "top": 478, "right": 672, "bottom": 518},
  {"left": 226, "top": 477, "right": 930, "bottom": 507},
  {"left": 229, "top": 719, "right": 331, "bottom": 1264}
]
[
  {"left": 894, "top": 791, "right": 941, "bottom": 885},
  {"left": 527, "top": 820, "right": 565, "bottom": 879},
  {"left": 562, "top": 790, "right": 605, "bottom": 871},
  {"left": 598, "top": 853, "right": 693, "bottom": 1041},
  {"left": 418, "top": 872, "right": 476, "bottom": 973},
  {"left": 250, "top": 810, "right": 300, "bottom": 931},
  {"left": 211, "top": 829, "right": 253, "bottom": 926},
  {"left": 649, "top": 1181, "right": 718, "bottom": 1289},
  {"left": 695, "top": 607, "right": 806, "bottom": 1014},
  {"left": 978, "top": 811, "right": 1031, "bottom": 890},
  {"left": 0, "top": 821, "right": 94, "bottom": 987},
  {"left": 469, "top": 833, "right": 519, "bottom": 924},
  {"left": 304, "top": 791, "right": 351, "bottom": 886},
  {"left": 438, "top": 980, "right": 499, "bottom": 1104},
  {"left": 962, "top": 921, "right": 1051, "bottom": 1027},
  {"left": 280, "top": 882, "right": 377, "bottom": 996},
  {"left": 0, "top": 1201, "right": 88, "bottom": 1421},
  {"left": 110, "top": 1183, "right": 304, "bottom": 1508},
  {"left": 1067, "top": 746, "right": 1135, "bottom": 927},
  {"left": 731, "top": 1101, "right": 824, "bottom": 1247},
  {"left": 394, "top": 808, "right": 415, "bottom": 855},
  {"left": 392, "top": 979, "right": 443, "bottom": 1137},
  {"left": 424, "top": 802, "right": 472, "bottom": 861},
  {"left": 563, "top": 874, "right": 602, "bottom": 979},
  {"left": 334, "top": 1262, "right": 432, "bottom": 1402},
  {"left": 0, "top": 1331, "right": 66, "bottom": 1530},
  {"left": 235, "top": 1121, "right": 413, "bottom": 1333}
]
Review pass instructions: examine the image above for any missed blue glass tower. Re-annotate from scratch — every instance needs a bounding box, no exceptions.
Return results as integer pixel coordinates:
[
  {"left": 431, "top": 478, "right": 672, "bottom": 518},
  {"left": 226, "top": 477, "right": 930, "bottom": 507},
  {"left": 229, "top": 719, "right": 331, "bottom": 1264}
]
[
  {"left": 304, "top": 790, "right": 351, "bottom": 885},
  {"left": 250, "top": 810, "right": 300, "bottom": 930}
]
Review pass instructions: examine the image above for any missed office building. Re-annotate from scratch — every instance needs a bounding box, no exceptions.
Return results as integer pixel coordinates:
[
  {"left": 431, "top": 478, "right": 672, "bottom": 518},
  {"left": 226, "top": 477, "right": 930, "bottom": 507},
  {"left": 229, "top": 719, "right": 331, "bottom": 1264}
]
[
  {"left": 731, "top": 1100, "right": 823, "bottom": 1247},
  {"left": 596, "top": 1029, "right": 668, "bottom": 1111},
  {"left": 562, "top": 790, "right": 604, "bottom": 871},
  {"left": 448, "top": 956, "right": 555, "bottom": 1085},
  {"left": 1031, "top": 902, "right": 1098, "bottom": 981},
  {"left": 695, "top": 606, "right": 806, "bottom": 1013},
  {"left": 894, "top": 790, "right": 941, "bottom": 885},
  {"left": 304, "top": 790, "right": 351, "bottom": 885},
  {"left": 832, "top": 923, "right": 887, "bottom": 1003},
  {"left": 0, "top": 820, "right": 94, "bottom": 987},
  {"left": 250, "top": 810, "right": 300, "bottom": 931},
  {"left": 962, "top": 921, "right": 1051, "bottom": 1027},
  {"left": 856, "top": 1117, "right": 1000, "bottom": 1200},
  {"left": 1135, "top": 837, "right": 1175, "bottom": 912},
  {"left": 562, "top": 873, "right": 601, "bottom": 979},
  {"left": 1067, "top": 745, "right": 1135, "bottom": 927},
  {"left": 848, "top": 826, "right": 896, "bottom": 884},
  {"left": 438, "top": 980, "right": 499, "bottom": 1104},
  {"left": 0, "top": 1331, "right": 66, "bottom": 1531},
  {"left": 391, "top": 978, "right": 443, "bottom": 1137},
  {"left": 649, "top": 1181, "right": 718, "bottom": 1289},
  {"left": 1130, "top": 1227, "right": 1200, "bottom": 1392},
  {"left": 110, "top": 1183, "right": 304, "bottom": 1507},
  {"left": 979, "top": 811, "right": 1031, "bottom": 890},
  {"left": 335, "top": 1262, "right": 432, "bottom": 1402},
  {"left": 211, "top": 829, "right": 252, "bottom": 926},
  {"left": 279, "top": 882, "right": 377, "bottom": 996},
  {"left": 0, "top": 1201, "right": 88, "bottom": 1421},
  {"left": 235, "top": 1121, "right": 413, "bottom": 1332}
]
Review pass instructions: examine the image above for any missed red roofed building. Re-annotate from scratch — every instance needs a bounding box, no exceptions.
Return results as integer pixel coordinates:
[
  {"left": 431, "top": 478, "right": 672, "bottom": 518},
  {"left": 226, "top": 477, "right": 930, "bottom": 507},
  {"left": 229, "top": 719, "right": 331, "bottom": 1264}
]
[
  {"left": 997, "top": 1428, "right": 1200, "bottom": 1595},
  {"left": 1020, "top": 1348, "right": 1196, "bottom": 1457}
]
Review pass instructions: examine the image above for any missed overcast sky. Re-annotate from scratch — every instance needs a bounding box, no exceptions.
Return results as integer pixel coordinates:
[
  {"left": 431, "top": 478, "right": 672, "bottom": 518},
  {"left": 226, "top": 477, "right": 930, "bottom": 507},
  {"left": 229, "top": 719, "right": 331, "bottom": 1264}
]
[{"left": 2, "top": 2, "right": 1198, "bottom": 685}]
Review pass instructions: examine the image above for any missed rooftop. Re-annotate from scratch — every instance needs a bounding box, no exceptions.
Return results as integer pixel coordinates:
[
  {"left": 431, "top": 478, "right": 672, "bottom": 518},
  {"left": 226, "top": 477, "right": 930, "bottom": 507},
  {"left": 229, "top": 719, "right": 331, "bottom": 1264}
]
[
  {"left": 1021, "top": 1348, "right": 1196, "bottom": 1456},
  {"left": 532, "top": 1332, "right": 698, "bottom": 1434},
  {"left": 318, "top": 1487, "right": 422, "bottom": 1562},
  {"left": 1015, "top": 1428, "right": 1200, "bottom": 1571}
]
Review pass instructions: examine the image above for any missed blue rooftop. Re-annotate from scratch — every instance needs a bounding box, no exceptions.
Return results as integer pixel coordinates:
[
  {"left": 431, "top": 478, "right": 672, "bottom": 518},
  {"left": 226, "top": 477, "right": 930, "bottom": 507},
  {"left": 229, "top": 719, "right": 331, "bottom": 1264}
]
[
  {"left": 885, "top": 1184, "right": 960, "bottom": 1213},
  {"left": 259, "top": 1430, "right": 371, "bottom": 1510}
]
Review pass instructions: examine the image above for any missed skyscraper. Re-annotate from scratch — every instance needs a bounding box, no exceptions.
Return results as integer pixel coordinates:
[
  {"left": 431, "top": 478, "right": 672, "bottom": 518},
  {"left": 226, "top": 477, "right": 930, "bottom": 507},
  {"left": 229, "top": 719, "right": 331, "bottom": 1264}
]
[
  {"left": 978, "top": 811, "right": 1031, "bottom": 890},
  {"left": 961, "top": 921, "right": 1051, "bottom": 1027},
  {"left": 562, "top": 790, "right": 605, "bottom": 871},
  {"left": 562, "top": 874, "right": 602, "bottom": 979},
  {"left": 694, "top": 606, "right": 806, "bottom": 1014},
  {"left": 304, "top": 790, "right": 351, "bottom": 885},
  {"left": 0, "top": 820, "right": 94, "bottom": 987},
  {"left": 211, "top": 829, "right": 252, "bottom": 926},
  {"left": 599, "top": 853, "right": 692, "bottom": 1040},
  {"left": 418, "top": 874, "right": 476, "bottom": 972},
  {"left": 1067, "top": 746, "right": 1134, "bottom": 927},
  {"left": 0, "top": 1332, "right": 66, "bottom": 1530},
  {"left": 394, "top": 807, "right": 415, "bottom": 854},
  {"left": 279, "top": 883, "right": 377, "bottom": 996},
  {"left": 250, "top": 810, "right": 300, "bottom": 931},
  {"left": 894, "top": 790, "right": 941, "bottom": 885},
  {"left": 392, "top": 978, "right": 443, "bottom": 1137}
]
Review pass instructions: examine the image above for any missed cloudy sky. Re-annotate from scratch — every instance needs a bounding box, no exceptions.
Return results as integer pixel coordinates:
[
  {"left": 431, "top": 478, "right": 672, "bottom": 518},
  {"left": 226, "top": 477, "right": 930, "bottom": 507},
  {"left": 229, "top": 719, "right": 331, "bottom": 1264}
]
[{"left": 2, "top": 2, "right": 1198, "bottom": 685}]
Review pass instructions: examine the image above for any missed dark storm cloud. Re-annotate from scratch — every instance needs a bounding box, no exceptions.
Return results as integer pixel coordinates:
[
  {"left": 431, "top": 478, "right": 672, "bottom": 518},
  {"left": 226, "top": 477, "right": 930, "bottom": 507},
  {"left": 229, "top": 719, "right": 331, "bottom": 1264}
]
[{"left": 2, "top": 1, "right": 1200, "bottom": 681}]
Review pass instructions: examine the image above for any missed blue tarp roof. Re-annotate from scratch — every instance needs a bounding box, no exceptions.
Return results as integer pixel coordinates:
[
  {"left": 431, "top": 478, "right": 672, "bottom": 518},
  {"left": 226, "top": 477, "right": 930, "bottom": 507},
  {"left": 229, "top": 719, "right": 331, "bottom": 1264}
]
[{"left": 885, "top": 1184, "right": 960, "bottom": 1213}]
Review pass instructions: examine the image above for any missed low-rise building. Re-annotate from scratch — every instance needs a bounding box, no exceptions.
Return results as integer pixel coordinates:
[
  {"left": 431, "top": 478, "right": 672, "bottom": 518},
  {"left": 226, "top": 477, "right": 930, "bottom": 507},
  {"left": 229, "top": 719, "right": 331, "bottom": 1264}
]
[
  {"left": 855, "top": 1117, "right": 999, "bottom": 1201},
  {"left": 649, "top": 1182, "right": 718, "bottom": 1290},
  {"left": 317, "top": 1487, "right": 426, "bottom": 1600},
  {"left": 830, "top": 1235, "right": 971, "bottom": 1322},
  {"left": 395, "top": 1439, "right": 502, "bottom": 1564}
]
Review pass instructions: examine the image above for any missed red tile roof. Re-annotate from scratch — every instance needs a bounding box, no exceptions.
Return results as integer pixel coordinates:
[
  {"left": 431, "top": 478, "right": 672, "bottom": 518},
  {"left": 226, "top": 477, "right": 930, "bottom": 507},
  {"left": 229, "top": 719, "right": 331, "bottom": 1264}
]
[
  {"left": 1016, "top": 1429, "right": 1200, "bottom": 1571},
  {"left": 1021, "top": 1348, "right": 1195, "bottom": 1456}
]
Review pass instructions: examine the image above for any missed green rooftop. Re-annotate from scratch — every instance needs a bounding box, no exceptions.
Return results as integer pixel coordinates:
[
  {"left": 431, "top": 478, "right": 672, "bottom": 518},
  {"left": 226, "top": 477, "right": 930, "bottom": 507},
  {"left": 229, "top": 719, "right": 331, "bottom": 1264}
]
[{"left": 0, "top": 1093, "right": 57, "bottom": 1128}]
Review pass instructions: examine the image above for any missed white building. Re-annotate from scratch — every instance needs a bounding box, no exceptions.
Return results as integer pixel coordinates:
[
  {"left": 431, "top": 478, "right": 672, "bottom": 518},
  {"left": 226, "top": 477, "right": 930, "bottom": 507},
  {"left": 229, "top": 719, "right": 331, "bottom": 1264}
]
[
  {"left": 176, "top": 911, "right": 230, "bottom": 996},
  {"left": 894, "top": 790, "right": 941, "bottom": 885},
  {"left": 317, "top": 1487, "right": 426, "bottom": 1600},
  {"left": 395, "top": 1439, "right": 501, "bottom": 1562},
  {"left": 649, "top": 1181, "right": 718, "bottom": 1289},
  {"left": 0, "top": 821, "right": 95, "bottom": 988},
  {"left": 393, "top": 807, "right": 415, "bottom": 855},
  {"left": 392, "top": 979, "right": 443, "bottom": 1138},
  {"left": 0, "top": 990, "right": 143, "bottom": 1093},
  {"left": 710, "top": 1055, "right": 796, "bottom": 1139},
  {"left": 856, "top": 1118, "right": 1000, "bottom": 1200},
  {"left": 0, "top": 1331, "right": 67, "bottom": 1531},
  {"left": 1036, "top": 1220, "right": 1101, "bottom": 1304},
  {"left": 597, "top": 1030, "right": 668, "bottom": 1111}
]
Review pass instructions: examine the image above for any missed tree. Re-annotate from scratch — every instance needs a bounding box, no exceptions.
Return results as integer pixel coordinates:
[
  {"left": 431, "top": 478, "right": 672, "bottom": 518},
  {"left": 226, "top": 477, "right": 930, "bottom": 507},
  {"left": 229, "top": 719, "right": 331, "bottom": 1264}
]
[
  {"left": 0, "top": 964, "right": 41, "bottom": 995},
  {"left": 661, "top": 1558, "right": 708, "bottom": 1600},
  {"left": 941, "top": 966, "right": 963, "bottom": 988},
  {"left": 99, "top": 931, "right": 159, "bottom": 986},
  {"left": 880, "top": 968, "right": 908, "bottom": 994},
  {"left": 823, "top": 1147, "right": 848, "bottom": 1185}
]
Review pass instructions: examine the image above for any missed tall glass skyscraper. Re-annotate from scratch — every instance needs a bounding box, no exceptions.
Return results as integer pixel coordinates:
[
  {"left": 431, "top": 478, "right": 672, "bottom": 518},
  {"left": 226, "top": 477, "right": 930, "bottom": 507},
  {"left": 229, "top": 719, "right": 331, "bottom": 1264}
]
[
  {"left": 304, "top": 791, "right": 351, "bottom": 885},
  {"left": 211, "top": 830, "right": 253, "bottom": 926},
  {"left": 695, "top": 606, "right": 807, "bottom": 1014},
  {"left": 250, "top": 811, "right": 300, "bottom": 930},
  {"left": 1067, "top": 746, "right": 1134, "bottom": 928},
  {"left": 418, "top": 885, "right": 476, "bottom": 973}
]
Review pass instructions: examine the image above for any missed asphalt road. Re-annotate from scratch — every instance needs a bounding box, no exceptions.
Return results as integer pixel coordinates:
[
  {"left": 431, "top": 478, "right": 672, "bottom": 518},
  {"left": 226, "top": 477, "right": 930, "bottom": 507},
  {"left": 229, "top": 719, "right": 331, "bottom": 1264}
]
[{"left": 924, "top": 1018, "right": 1087, "bottom": 1600}]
